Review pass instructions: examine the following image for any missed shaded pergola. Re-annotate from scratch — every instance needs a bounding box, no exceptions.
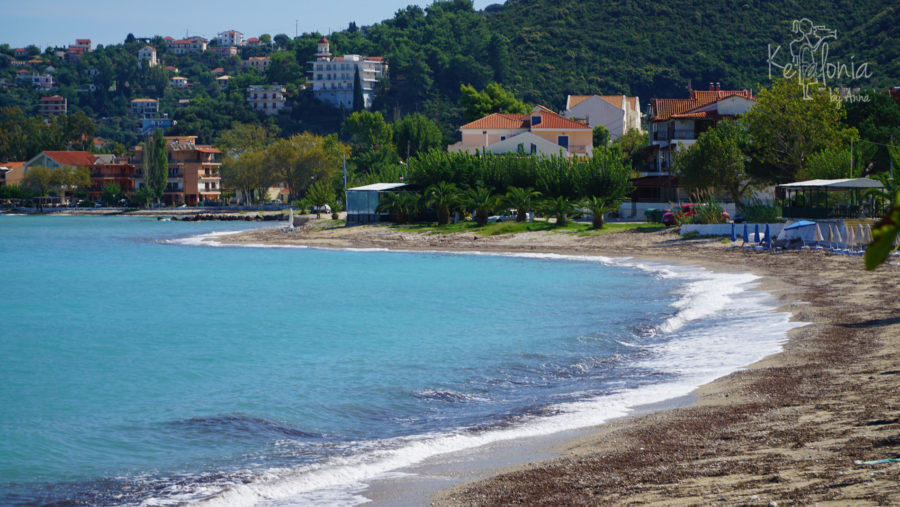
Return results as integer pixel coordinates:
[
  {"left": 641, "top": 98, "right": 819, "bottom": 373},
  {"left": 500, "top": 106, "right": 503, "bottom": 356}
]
[
  {"left": 777, "top": 178, "right": 886, "bottom": 219},
  {"left": 346, "top": 183, "right": 407, "bottom": 225}
]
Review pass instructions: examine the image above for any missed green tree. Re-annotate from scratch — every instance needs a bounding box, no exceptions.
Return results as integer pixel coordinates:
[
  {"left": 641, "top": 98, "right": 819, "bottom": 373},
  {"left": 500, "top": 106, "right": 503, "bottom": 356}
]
[
  {"left": 581, "top": 196, "right": 617, "bottom": 228},
  {"left": 352, "top": 67, "right": 364, "bottom": 112},
  {"left": 393, "top": 113, "right": 444, "bottom": 159},
  {"left": 459, "top": 82, "right": 528, "bottom": 122},
  {"left": 305, "top": 179, "right": 336, "bottom": 218},
  {"left": 743, "top": 79, "right": 857, "bottom": 184},
  {"left": 376, "top": 190, "right": 420, "bottom": 224},
  {"left": 465, "top": 186, "right": 498, "bottom": 227},
  {"left": 673, "top": 119, "right": 752, "bottom": 204},
  {"left": 425, "top": 181, "right": 459, "bottom": 225},
  {"left": 100, "top": 182, "right": 124, "bottom": 205},
  {"left": 593, "top": 125, "right": 609, "bottom": 148},
  {"left": 23, "top": 166, "right": 55, "bottom": 196},
  {"left": 613, "top": 128, "right": 649, "bottom": 168},
  {"left": 540, "top": 195, "right": 578, "bottom": 227},
  {"left": 344, "top": 110, "right": 398, "bottom": 172},
  {"left": 504, "top": 186, "right": 541, "bottom": 222},
  {"left": 143, "top": 130, "right": 168, "bottom": 203}
]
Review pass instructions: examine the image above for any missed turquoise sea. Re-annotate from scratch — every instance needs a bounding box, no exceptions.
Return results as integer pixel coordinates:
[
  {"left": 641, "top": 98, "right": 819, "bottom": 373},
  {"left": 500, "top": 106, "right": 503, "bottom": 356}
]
[{"left": 0, "top": 216, "right": 798, "bottom": 505}]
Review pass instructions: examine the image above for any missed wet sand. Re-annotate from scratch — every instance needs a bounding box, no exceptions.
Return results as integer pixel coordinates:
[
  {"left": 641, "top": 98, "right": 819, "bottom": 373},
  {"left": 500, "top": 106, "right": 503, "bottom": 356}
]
[{"left": 216, "top": 221, "right": 900, "bottom": 505}]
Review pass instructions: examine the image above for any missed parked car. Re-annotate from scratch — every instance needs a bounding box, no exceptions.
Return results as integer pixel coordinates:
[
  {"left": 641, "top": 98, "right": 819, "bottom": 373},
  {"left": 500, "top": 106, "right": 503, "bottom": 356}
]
[{"left": 662, "top": 204, "right": 730, "bottom": 226}]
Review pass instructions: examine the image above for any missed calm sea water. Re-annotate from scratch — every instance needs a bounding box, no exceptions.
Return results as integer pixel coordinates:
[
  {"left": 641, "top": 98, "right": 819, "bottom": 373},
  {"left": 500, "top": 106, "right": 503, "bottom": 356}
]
[{"left": 0, "top": 216, "right": 797, "bottom": 505}]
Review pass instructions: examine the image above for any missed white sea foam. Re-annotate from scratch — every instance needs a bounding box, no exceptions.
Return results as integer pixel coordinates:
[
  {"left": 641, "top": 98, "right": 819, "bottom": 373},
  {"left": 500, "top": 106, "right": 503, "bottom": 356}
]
[{"left": 148, "top": 247, "right": 804, "bottom": 507}]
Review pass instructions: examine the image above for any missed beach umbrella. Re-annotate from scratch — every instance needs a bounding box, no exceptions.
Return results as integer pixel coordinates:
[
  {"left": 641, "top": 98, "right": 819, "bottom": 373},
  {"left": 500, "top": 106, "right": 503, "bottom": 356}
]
[
  {"left": 833, "top": 224, "right": 843, "bottom": 248},
  {"left": 742, "top": 223, "right": 749, "bottom": 245},
  {"left": 813, "top": 223, "right": 824, "bottom": 244},
  {"left": 863, "top": 223, "right": 873, "bottom": 244},
  {"left": 730, "top": 222, "right": 736, "bottom": 242},
  {"left": 857, "top": 224, "right": 866, "bottom": 246},
  {"left": 764, "top": 223, "right": 771, "bottom": 248},
  {"left": 846, "top": 224, "right": 856, "bottom": 250},
  {"left": 755, "top": 224, "right": 760, "bottom": 244}
]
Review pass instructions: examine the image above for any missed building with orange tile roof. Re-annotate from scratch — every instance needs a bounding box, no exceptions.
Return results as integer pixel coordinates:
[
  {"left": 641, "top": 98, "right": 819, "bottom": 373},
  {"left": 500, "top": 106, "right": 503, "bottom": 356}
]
[
  {"left": 646, "top": 84, "right": 755, "bottom": 175},
  {"left": 242, "top": 56, "right": 270, "bottom": 73},
  {"left": 132, "top": 136, "right": 221, "bottom": 206},
  {"left": 448, "top": 106, "right": 593, "bottom": 157},
  {"left": 216, "top": 30, "right": 244, "bottom": 47},
  {"left": 563, "top": 94, "right": 643, "bottom": 141}
]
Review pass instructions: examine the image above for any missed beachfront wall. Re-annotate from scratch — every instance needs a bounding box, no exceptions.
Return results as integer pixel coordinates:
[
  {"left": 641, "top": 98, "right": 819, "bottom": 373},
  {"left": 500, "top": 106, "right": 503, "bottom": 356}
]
[{"left": 680, "top": 223, "right": 785, "bottom": 237}]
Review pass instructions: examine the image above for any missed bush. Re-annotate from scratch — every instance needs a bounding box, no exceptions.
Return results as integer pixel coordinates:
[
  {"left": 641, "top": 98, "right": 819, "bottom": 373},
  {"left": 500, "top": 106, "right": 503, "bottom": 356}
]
[
  {"left": 645, "top": 208, "right": 663, "bottom": 223},
  {"left": 693, "top": 199, "right": 726, "bottom": 224},
  {"left": 742, "top": 200, "right": 781, "bottom": 222}
]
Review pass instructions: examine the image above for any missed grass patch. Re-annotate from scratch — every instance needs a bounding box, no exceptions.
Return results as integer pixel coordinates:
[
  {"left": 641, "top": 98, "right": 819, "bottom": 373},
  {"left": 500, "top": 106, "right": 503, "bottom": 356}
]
[{"left": 393, "top": 220, "right": 666, "bottom": 236}]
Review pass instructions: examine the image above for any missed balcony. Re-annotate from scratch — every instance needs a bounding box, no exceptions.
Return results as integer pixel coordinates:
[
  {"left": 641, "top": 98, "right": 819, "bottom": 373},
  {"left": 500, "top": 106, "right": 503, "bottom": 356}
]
[{"left": 671, "top": 129, "right": 697, "bottom": 140}]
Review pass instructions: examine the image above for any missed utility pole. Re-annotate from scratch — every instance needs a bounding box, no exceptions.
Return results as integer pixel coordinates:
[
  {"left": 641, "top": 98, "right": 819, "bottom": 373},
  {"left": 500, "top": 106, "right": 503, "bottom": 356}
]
[
  {"left": 850, "top": 138, "right": 853, "bottom": 178},
  {"left": 295, "top": 20, "right": 298, "bottom": 38}
]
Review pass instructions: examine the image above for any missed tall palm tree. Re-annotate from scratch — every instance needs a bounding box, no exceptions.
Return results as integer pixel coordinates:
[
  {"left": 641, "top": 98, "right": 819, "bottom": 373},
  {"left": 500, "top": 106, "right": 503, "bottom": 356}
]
[
  {"left": 465, "top": 186, "right": 498, "bottom": 227},
  {"left": 376, "top": 191, "right": 420, "bottom": 224},
  {"left": 504, "top": 186, "right": 542, "bottom": 222},
  {"left": 425, "top": 181, "right": 459, "bottom": 225},
  {"left": 541, "top": 196, "right": 579, "bottom": 227},
  {"left": 582, "top": 196, "right": 617, "bottom": 228}
]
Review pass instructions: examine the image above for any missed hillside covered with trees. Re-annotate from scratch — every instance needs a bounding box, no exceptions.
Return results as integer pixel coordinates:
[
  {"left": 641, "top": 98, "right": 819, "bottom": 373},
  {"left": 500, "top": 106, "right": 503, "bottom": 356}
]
[{"left": 0, "top": 0, "right": 897, "bottom": 159}]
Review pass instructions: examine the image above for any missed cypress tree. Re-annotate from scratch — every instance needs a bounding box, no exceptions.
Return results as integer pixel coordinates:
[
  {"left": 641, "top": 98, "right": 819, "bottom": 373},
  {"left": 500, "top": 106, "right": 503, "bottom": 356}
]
[{"left": 352, "top": 67, "right": 364, "bottom": 112}]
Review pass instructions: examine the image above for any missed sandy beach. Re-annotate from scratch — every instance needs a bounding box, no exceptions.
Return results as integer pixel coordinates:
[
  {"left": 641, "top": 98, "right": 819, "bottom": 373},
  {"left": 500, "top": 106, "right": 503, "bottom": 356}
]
[{"left": 216, "top": 220, "right": 900, "bottom": 505}]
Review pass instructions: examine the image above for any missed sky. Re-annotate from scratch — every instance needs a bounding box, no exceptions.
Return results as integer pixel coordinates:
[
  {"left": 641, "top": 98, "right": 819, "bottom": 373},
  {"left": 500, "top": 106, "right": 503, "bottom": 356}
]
[{"left": 0, "top": 0, "right": 496, "bottom": 49}]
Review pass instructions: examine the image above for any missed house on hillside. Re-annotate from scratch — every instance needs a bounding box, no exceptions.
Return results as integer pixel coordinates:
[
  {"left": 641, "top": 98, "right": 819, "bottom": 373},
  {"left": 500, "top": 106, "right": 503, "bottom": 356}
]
[
  {"left": 647, "top": 84, "right": 755, "bottom": 176},
  {"left": 168, "top": 39, "right": 206, "bottom": 55},
  {"left": 210, "top": 46, "right": 237, "bottom": 58},
  {"left": 448, "top": 106, "right": 593, "bottom": 157},
  {"left": 246, "top": 37, "right": 261, "bottom": 47},
  {"left": 242, "top": 56, "right": 270, "bottom": 73},
  {"left": 169, "top": 76, "right": 188, "bottom": 87},
  {"left": 138, "top": 46, "right": 157, "bottom": 69},
  {"left": 308, "top": 37, "right": 387, "bottom": 110},
  {"left": 13, "top": 48, "right": 28, "bottom": 59},
  {"left": 216, "top": 30, "right": 244, "bottom": 47},
  {"left": 130, "top": 98, "right": 159, "bottom": 118},
  {"left": 39, "top": 95, "right": 67, "bottom": 117},
  {"left": 563, "top": 94, "right": 642, "bottom": 141},
  {"left": 246, "top": 84, "right": 286, "bottom": 115}
]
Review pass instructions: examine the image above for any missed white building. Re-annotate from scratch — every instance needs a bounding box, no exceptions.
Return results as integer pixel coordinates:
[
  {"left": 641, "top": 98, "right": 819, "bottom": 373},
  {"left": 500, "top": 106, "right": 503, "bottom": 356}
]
[
  {"left": 138, "top": 46, "right": 157, "bottom": 69},
  {"left": 309, "top": 37, "right": 387, "bottom": 110},
  {"left": 169, "top": 76, "right": 188, "bottom": 87},
  {"left": 563, "top": 94, "right": 642, "bottom": 141},
  {"left": 246, "top": 84, "right": 286, "bottom": 115},
  {"left": 216, "top": 30, "right": 244, "bottom": 47}
]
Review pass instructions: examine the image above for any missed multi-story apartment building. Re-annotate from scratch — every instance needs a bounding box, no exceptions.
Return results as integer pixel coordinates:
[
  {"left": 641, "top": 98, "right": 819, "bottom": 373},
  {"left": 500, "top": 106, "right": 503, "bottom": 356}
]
[
  {"left": 138, "top": 46, "right": 157, "bottom": 69},
  {"left": 17, "top": 72, "right": 53, "bottom": 90},
  {"left": 216, "top": 30, "right": 244, "bottom": 47},
  {"left": 130, "top": 98, "right": 159, "bottom": 118},
  {"left": 246, "top": 85, "right": 286, "bottom": 115},
  {"left": 309, "top": 37, "right": 386, "bottom": 110},
  {"left": 133, "top": 136, "right": 222, "bottom": 206},
  {"left": 39, "top": 95, "right": 67, "bottom": 116}
]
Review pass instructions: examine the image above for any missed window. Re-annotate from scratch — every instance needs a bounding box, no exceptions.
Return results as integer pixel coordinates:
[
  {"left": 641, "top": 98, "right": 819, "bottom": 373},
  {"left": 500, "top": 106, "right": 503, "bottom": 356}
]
[
  {"left": 530, "top": 144, "right": 537, "bottom": 155},
  {"left": 557, "top": 136, "right": 569, "bottom": 149},
  {"left": 500, "top": 136, "right": 506, "bottom": 141},
  {"left": 531, "top": 115, "right": 541, "bottom": 126}
]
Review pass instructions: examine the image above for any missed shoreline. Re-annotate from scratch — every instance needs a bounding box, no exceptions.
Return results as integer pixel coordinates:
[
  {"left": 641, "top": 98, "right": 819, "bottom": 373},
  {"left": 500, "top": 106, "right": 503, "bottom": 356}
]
[{"left": 212, "top": 222, "right": 900, "bottom": 504}]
